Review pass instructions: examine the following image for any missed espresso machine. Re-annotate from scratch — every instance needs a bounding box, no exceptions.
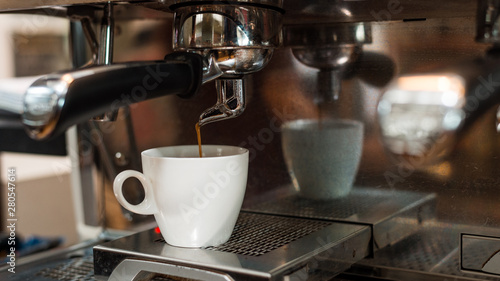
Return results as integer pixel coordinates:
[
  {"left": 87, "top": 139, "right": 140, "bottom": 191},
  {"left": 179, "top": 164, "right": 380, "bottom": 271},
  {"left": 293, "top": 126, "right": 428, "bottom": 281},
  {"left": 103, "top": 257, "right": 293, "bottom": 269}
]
[{"left": 1, "top": 0, "right": 500, "bottom": 280}]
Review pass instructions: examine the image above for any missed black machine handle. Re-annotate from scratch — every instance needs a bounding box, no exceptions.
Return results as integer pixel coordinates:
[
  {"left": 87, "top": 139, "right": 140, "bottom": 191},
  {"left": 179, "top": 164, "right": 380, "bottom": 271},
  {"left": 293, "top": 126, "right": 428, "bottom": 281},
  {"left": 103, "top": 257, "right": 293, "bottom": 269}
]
[{"left": 22, "top": 52, "right": 203, "bottom": 140}]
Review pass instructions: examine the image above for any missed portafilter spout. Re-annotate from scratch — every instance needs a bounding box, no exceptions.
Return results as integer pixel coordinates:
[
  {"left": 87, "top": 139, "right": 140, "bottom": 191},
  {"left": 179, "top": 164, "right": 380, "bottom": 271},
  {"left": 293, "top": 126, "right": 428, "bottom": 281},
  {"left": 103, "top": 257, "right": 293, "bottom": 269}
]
[
  {"left": 172, "top": 1, "right": 283, "bottom": 127},
  {"left": 198, "top": 78, "right": 245, "bottom": 126}
]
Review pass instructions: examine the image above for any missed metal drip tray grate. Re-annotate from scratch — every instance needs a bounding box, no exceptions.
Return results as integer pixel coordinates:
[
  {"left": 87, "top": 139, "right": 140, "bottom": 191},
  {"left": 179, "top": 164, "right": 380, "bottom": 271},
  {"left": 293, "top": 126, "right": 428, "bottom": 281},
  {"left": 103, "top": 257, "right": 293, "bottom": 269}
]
[
  {"left": 358, "top": 223, "right": 458, "bottom": 272},
  {"left": 94, "top": 212, "right": 372, "bottom": 280},
  {"left": 246, "top": 187, "right": 436, "bottom": 252},
  {"left": 35, "top": 256, "right": 94, "bottom": 281},
  {"left": 246, "top": 187, "right": 435, "bottom": 222},
  {"left": 352, "top": 222, "right": 500, "bottom": 280},
  {"left": 155, "top": 212, "right": 332, "bottom": 256},
  {"left": 206, "top": 213, "right": 332, "bottom": 256}
]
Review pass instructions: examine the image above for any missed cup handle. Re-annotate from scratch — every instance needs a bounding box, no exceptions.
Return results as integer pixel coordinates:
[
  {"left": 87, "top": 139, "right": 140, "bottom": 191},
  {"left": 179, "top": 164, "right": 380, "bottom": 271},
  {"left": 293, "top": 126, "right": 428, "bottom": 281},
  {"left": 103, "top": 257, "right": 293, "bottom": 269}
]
[{"left": 113, "top": 170, "right": 158, "bottom": 215}]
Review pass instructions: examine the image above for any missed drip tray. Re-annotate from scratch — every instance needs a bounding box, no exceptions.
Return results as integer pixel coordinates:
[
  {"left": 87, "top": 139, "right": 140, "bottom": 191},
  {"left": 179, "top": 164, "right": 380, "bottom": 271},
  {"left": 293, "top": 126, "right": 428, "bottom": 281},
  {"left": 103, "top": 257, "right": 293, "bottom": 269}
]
[
  {"left": 245, "top": 187, "right": 437, "bottom": 251},
  {"left": 93, "top": 212, "right": 371, "bottom": 280}
]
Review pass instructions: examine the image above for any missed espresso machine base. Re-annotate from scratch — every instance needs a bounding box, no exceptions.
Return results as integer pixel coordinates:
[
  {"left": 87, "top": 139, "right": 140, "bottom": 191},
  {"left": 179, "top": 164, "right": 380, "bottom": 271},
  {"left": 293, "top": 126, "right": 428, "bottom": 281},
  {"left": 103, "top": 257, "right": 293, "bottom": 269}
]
[
  {"left": 91, "top": 187, "right": 436, "bottom": 280},
  {"left": 349, "top": 222, "right": 500, "bottom": 281},
  {"left": 246, "top": 186, "right": 437, "bottom": 252},
  {"left": 93, "top": 212, "right": 371, "bottom": 280},
  {"left": 4, "top": 223, "right": 500, "bottom": 281},
  {"left": 3, "top": 188, "right": 500, "bottom": 280}
]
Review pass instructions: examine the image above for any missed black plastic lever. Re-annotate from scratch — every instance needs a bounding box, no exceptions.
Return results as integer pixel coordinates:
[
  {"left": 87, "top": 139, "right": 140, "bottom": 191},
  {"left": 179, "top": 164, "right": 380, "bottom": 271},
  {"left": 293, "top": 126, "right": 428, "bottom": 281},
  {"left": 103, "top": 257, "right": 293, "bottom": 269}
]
[{"left": 22, "top": 52, "right": 203, "bottom": 140}]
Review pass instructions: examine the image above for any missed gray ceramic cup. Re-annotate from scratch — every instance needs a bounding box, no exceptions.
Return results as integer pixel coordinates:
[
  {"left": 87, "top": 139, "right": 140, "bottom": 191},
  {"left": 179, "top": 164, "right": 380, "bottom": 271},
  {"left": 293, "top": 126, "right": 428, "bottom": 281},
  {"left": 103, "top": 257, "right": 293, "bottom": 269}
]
[{"left": 281, "top": 119, "right": 364, "bottom": 199}]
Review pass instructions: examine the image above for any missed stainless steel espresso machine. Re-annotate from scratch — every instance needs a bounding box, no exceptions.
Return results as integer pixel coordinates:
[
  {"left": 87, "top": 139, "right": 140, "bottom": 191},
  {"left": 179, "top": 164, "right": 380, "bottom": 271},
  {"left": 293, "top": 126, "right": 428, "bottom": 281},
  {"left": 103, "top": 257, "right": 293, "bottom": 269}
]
[{"left": 1, "top": 0, "right": 500, "bottom": 280}]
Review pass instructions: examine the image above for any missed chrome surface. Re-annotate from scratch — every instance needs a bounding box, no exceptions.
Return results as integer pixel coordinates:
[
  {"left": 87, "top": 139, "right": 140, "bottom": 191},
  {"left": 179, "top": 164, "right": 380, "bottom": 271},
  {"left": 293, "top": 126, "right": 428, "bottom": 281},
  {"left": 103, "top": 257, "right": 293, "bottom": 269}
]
[
  {"left": 79, "top": 18, "right": 99, "bottom": 64},
  {"left": 285, "top": 23, "right": 372, "bottom": 48},
  {"left": 497, "top": 105, "right": 500, "bottom": 132},
  {"left": 378, "top": 50, "right": 500, "bottom": 167},
  {"left": 22, "top": 73, "right": 71, "bottom": 140},
  {"left": 84, "top": 15, "right": 497, "bottom": 281},
  {"left": 172, "top": 4, "right": 281, "bottom": 75},
  {"left": 191, "top": 212, "right": 331, "bottom": 256},
  {"left": 349, "top": 222, "right": 500, "bottom": 280},
  {"left": 21, "top": 52, "right": 204, "bottom": 140},
  {"left": 21, "top": 64, "right": 125, "bottom": 140},
  {"left": 94, "top": 212, "right": 371, "bottom": 280},
  {"left": 97, "top": 3, "right": 114, "bottom": 66},
  {"left": 1, "top": 1, "right": 500, "bottom": 281},
  {"left": 290, "top": 44, "right": 361, "bottom": 103},
  {"left": 201, "top": 53, "right": 224, "bottom": 84},
  {"left": 173, "top": 0, "right": 283, "bottom": 8},
  {"left": 286, "top": 23, "right": 371, "bottom": 103},
  {"left": 173, "top": 5, "right": 282, "bottom": 50},
  {"left": 291, "top": 45, "right": 361, "bottom": 71},
  {"left": 36, "top": 255, "right": 95, "bottom": 280},
  {"left": 199, "top": 78, "right": 246, "bottom": 126},
  {"left": 172, "top": 2, "right": 282, "bottom": 127},
  {"left": 378, "top": 73, "right": 468, "bottom": 165},
  {"left": 246, "top": 187, "right": 436, "bottom": 251},
  {"left": 93, "top": 3, "right": 119, "bottom": 122},
  {"left": 461, "top": 234, "right": 500, "bottom": 276},
  {"left": 0, "top": 0, "right": 476, "bottom": 23},
  {"left": 0, "top": 239, "right": 101, "bottom": 280},
  {"left": 108, "top": 259, "right": 235, "bottom": 281},
  {"left": 476, "top": 0, "right": 500, "bottom": 43}
]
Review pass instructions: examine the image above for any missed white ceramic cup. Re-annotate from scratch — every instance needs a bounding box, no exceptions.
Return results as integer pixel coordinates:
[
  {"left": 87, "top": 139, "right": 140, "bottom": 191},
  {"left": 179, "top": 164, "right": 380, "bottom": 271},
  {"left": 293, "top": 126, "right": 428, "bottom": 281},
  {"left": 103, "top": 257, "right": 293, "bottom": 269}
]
[
  {"left": 113, "top": 145, "right": 249, "bottom": 248},
  {"left": 281, "top": 119, "right": 363, "bottom": 200}
]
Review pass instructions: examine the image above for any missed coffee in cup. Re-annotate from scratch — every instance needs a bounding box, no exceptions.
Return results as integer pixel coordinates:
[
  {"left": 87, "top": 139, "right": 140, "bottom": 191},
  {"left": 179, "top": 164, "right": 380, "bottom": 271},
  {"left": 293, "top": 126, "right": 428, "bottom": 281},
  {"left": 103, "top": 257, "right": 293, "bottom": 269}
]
[{"left": 113, "top": 145, "right": 249, "bottom": 248}]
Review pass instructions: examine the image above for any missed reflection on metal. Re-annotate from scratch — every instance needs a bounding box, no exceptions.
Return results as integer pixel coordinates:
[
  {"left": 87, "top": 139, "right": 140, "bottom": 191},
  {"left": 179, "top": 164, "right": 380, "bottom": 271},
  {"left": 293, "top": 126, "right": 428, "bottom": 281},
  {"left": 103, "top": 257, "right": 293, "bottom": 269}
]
[
  {"left": 22, "top": 52, "right": 204, "bottom": 140},
  {"left": 109, "top": 259, "right": 235, "bottom": 281},
  {"left": 286, "top": 23, "right": 371, "bottom": 104},
  {"left": 0, "top": 1, "right": 499, "bottom": 281},
  {"left": 378, "top": 74, "right": 467, "bottom": 165},
  {"left": 497, "top": 106, "right": 500, "bottom": 133},
  {"left": 350, "top": 223, "right": 500, "bottom": 280},
  {"left": 22, "top": 75, "right": 71, "bottom": 140},
  {"left": 379, "top": 46, "right": 500, "bottom": 168},
  {"left": 91, "top": 110, "right": 119, "bottom": 122},
  {"left": 173, "top": 0, "right": 283, "bottom": 8},
  {"left": 245, "top": 187, "right": 436, "bottom": 251},
  {"left": 285, "top": 22, "right": 371, "bottom": 47},
  {"left": 80, "top": 18, "right": 99, "bottom": 64},
  {"left": 36, "top": 255, "right": 94, "bottom": 280},
  {"left": 199, "top": 78, "right": 246, "bottom": 126},
  {"left": 93, "top": 3, "right": 119, "bottom": 122},
  {"left": 200, "top": 53, "right": 224, "bottom": 84},
  {"left": 172, "top": 2, "right": 282, "bottom": 127},
  {"left": 461, "top": 234, "right": 500, "bottom": 276},
  {"left": 94, "top": 212, "right": 371, "bottom": 280},
  {"left": 97, "top": 3, "right": 114, "bottom": 66},
  {"left": 476, "top": 0, "right": 500, "bottom": 43},
  {"left": 0, "top": 0, "right": 477, "bottom": 24},
  {"left": 173, "top": 4, "right": 282, "bottom": 73}
]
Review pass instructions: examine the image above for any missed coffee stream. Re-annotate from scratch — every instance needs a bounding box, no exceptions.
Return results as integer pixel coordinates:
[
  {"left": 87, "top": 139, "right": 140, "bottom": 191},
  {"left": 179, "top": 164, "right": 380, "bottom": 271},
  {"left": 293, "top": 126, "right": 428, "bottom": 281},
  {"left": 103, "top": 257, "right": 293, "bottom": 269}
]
[{"left": 195, "top": 122, "right": 203, "bottom": 158}]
